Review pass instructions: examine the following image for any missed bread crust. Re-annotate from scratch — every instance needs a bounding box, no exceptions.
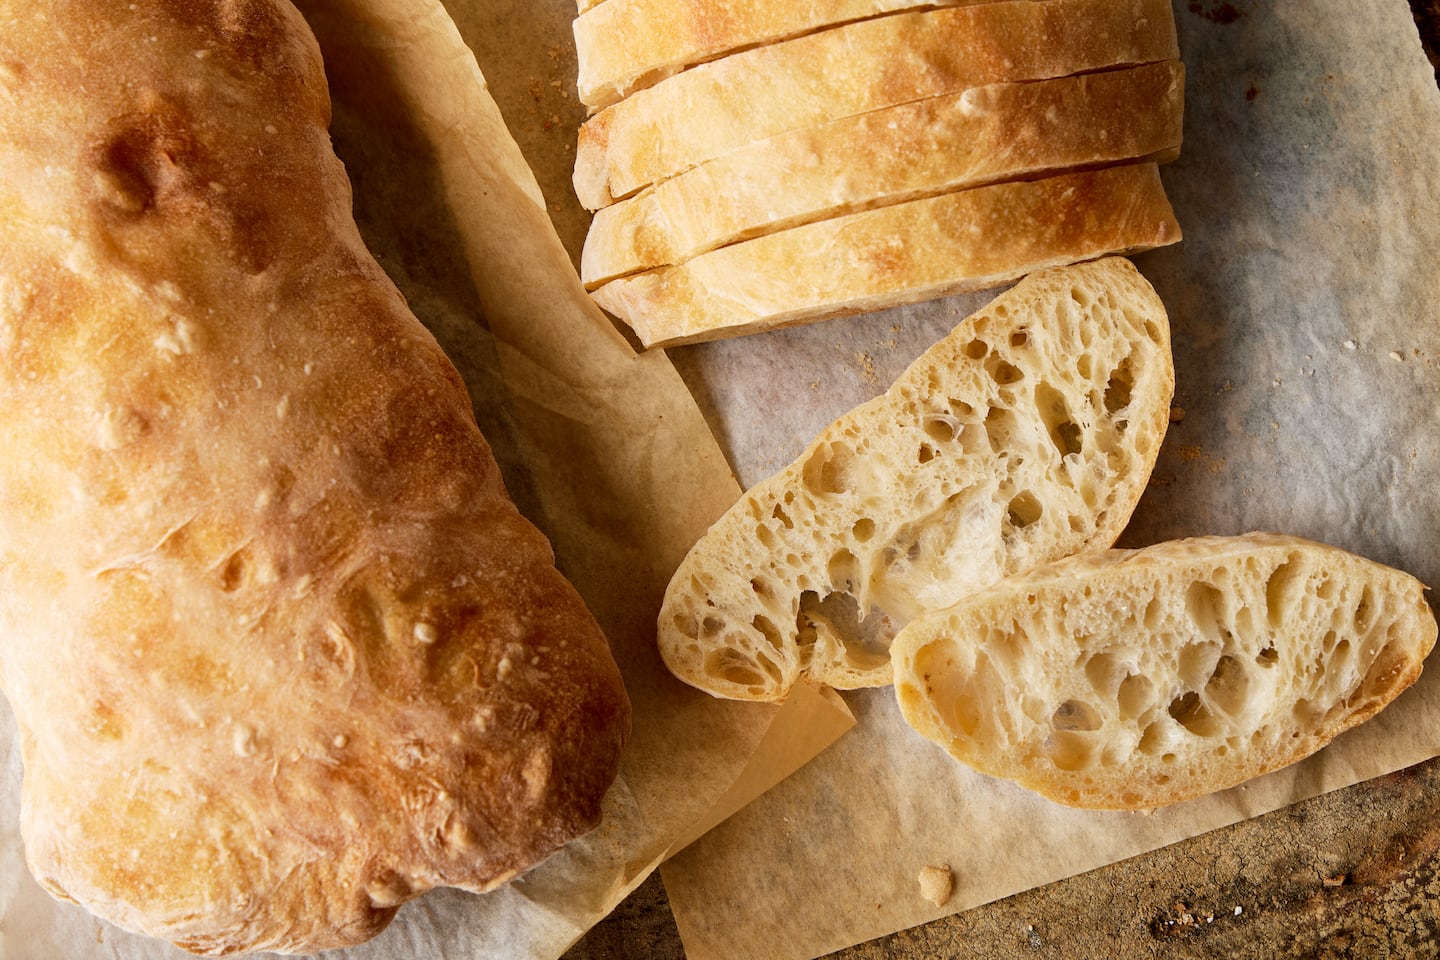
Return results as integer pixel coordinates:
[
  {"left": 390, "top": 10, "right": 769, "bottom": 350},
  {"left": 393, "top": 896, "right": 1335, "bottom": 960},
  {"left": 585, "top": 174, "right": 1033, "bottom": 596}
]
[
  {"left": 592, "top": 164, "right": 1181, "bottom": 348},
  {"left": 575, "top": 0, "right": 989, "bottom": 110},
  {"left": 573, "top": 0, "right": 1179, "bottom": 209},
  {"left": 580, "top": 62, "right": 1185, "bottom": 289},
  {"left": 892, "top": 534, "right": 1438, "bottom": 810},
  {"left": 0, "top": 1, "right": 629, "bottom": 953},
  {"left": 657, "top": 258, "right": 1174, "bottom": 701}
]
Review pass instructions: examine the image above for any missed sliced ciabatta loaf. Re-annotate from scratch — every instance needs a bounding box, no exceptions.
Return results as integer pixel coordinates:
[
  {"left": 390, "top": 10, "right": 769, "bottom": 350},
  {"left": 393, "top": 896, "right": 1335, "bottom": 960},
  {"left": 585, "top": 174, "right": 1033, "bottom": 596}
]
[
  {"left": 592, "top": 164, "right": 1180, "bottom": 348},
  {"left": 577, "top": 0, "right": 986, "bottom": 110},
  {"left": 573, "top": 0, "right": 1179, "bottom": 209},
  {"left": 658, "top": 257, "right": 1174, "bottom": 701},
  {"left": 891, "top": 534, "right": 1438, "bottom": 810},
  {"left": 580, "top": 62, "right": 1184, "bottom": 289}
]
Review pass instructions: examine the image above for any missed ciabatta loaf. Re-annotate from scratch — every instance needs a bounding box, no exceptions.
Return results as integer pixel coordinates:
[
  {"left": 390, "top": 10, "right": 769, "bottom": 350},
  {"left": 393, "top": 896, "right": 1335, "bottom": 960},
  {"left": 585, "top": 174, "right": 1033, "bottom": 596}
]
[
  {"left": 658, "top": 258, "right": 1173, "bottom": 701},
  {"left": 577, "top": 0, "right": 988, "bottom": 110},
  {"left": 0, "top": 1, "right": 629, "bottom": 954},
  {"left": 592, "top": 164, "right": 1180, "bottom": 348},
  {"left": 573, "top": 0, "right": 1179, "bottom": 209},
  {"left": 891, "top": 534, "right": 1437, "bottom": 810},
  {"left": 581, "top": 62, "right": 1184, "bottom": 289}
]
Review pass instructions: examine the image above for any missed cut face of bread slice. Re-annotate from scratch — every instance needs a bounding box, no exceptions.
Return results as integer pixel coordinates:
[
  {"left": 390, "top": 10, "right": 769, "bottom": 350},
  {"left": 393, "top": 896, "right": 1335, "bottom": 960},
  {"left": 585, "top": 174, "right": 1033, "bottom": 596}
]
[
  {"left": 658, "top": 257, "right": 1174, "bottom": 701},
  {"left": 891, "top": 534, "right": 1438, "bottom": 810},
  {"left": 592, "top": 163, "right": 1181, "bottom": 348},
  {"left": 577, "top": 0, "right": 992, "bottom": 111},
  {"left": 581, "top": 62, "right": 1185, "bottom": 289},
  {"left": 573, "top": 0, "right": 1179, "bottom": 209}
]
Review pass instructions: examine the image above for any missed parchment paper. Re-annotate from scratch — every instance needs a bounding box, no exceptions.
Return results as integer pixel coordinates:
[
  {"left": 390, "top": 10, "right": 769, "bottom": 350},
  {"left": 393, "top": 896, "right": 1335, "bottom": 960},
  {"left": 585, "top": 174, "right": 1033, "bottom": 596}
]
[
  {"left": 652, "top": 2, "right": 1440, "bottom": 958},
  {"left": 0, "top": 1, "right": 852, "bottom": 958}
]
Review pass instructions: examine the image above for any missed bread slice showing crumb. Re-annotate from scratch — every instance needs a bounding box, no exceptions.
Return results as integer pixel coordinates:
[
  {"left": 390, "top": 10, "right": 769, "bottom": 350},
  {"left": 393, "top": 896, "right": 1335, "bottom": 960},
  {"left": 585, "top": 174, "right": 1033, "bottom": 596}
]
[
  {"left": 892, "top": 534, "right": 1438, "bottom": 810},
  {"left": 592, "top": 164, "right": 1180, "bottom": 348},
  {"left": 580, "top": 62, "right": 1184, "bottom": 289},
  {"left": 658, "top": 257, "right": 1174, "bottom": 701},
  {"left": 577, "top": 0, "right": 992, "bottom": 111},
  {"left": 573, "top": 0, "right": 1179, "bottom": 209}
]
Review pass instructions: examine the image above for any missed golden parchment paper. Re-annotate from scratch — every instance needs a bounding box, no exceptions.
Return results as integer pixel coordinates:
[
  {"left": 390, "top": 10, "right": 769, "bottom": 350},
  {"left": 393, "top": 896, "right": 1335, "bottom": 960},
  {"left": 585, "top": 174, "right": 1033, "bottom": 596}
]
[
  {"left": 651, "top": 3, "right": 1440, "bottom": 958},
  {"left": 0, "top": 1, "right": 853, "bottom": 958}
]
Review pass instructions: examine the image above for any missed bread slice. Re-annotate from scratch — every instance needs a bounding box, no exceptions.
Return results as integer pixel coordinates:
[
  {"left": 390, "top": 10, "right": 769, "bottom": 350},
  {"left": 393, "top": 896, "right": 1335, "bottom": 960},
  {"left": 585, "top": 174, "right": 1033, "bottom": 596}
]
[
  {"left": 891, "top": 534, "right": 1438, "bottom": 810},
  {"left": 580, "top": 62, "right": 1184, "bottom": 289},
  {"left": 573, "top": 0, "right": 1178, "bottom": 209},
  {"left": 658, "top": 257, "right": 1174, "bottom": 701},
  {"left": 576, "top": 0, "right": 986, "bottom": 110},
  {"left": 592, "top": 163, "right": 1181, "bottom": 348}
]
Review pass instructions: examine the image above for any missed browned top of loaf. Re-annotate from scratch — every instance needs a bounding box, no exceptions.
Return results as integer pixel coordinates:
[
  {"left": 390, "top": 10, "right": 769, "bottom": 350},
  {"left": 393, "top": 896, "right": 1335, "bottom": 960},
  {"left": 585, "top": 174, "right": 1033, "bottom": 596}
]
[{"left": 0, "top": 1, "right": 629, "bottom": 954}]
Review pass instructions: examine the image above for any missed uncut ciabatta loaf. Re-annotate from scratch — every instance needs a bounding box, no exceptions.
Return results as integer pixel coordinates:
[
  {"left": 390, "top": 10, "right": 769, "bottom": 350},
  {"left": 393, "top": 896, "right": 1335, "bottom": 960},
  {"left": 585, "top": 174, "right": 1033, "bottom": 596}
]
[
  {"left": 581, "top": 62, "right": 1184, "bottom": 289},
  {"left": 658, "top": 258, "right": 1173, "bottom": 701},
  {"left": 892, "top": 534, "right": 1438, "bottom": 810},
  {"left": 574, "top": 0, "right": 1179, "bottom": 209},
  {"left": 0, "top": 1, "right": 629, "bottom": 954},
  {"left": 577, "top": 0, "right": 989, "bottom": 110},
  {"left": 593, "top": 163, "right": 1180, "bottom": 348}
]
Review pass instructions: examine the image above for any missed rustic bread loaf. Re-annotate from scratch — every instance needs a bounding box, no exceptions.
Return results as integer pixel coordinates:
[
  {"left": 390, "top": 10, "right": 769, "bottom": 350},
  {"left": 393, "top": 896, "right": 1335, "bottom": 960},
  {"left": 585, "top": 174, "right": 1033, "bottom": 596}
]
[
  {"left": 891, "top": 534, "right": 1438, "bottom": 810},
  {"left": 592, "top": 164, "right": 1181, "bottom": 348},
  {"left": 576, "top": 0, "right": 986, "bottom": 110},
  {"left": 0, "top": 1, "right": 629, "bottom": 954},
  {"left": 580, "top": 62, "right": 1184, "bottom": 289},
  {"left": 573, "top": 0, "right": 1178, "bottom": 209},
  {"left": 658, "top": 258, "right": 1174, "bottom": 701}
]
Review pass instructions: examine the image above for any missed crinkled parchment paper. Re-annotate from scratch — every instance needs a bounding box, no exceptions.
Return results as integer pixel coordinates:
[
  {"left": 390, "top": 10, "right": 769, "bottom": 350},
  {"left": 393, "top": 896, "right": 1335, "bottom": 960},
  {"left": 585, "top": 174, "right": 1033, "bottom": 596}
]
[
  {"left": 654, "top": 2, "right": 1440, "bottom": 958},
  {"left": 0, "top": 1, "right": 852, "bottom": 958}
]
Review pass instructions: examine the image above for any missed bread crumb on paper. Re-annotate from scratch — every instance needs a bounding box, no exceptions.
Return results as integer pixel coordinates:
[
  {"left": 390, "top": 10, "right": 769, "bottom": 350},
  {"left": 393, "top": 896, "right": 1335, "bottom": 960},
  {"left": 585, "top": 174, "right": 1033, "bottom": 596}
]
[{"left": 917, "top": 864, "right": 954, "bottom": 906}]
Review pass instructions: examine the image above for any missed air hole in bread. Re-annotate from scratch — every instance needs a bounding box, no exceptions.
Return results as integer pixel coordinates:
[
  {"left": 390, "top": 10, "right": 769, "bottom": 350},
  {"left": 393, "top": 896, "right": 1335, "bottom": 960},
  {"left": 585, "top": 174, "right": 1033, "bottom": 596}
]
[
  {"left": 1354, "top": 584, "right": 1377, "bottom": 633},
  {"left": 1084, "top": 649, "right": 1128, "bottom": 697},
  {"left": 964, "top": 338, "right": 989, "bottom": 360},
  {"left": 1117, "top": 673, "right": 1155, "bottom": 721},
  {"left": 1255, "top": 644, "right": 1279, "bottom": 667},
  {"left": 1185, "top": 580, "right": 1227, "bottom": 643},
  {"left": 918, "top": 443, "right": 937, "bottom": 464},
  {"left": 1044, "top": 730, "right": 1096, "bottom": 772},
  {"left": 923, "top": 414, "right": 959, "bottom": 444},
  {"left": 1035, "top": 381, "right": 1083, "bottom": 458},
  {"left": 852, "top": 518, "right": 875, "bottom": 543},
  {"left": 948, "top": 397, "right": 976, "bottom": 419},
  {"left": 703, "top": 648, "right": 764, "bottom": 688},
  {"left": 772, "top": 501, "right": 795, "bottom": 530},
  {"left": 700, "top": 616, "right": 725, "bottom": 638},
  {"left": 988, "top": 358, "right": 1023, "bottom": 386},
  {"left": 1103, "top": 354, "right": 1135, "bottom": 415},
  {"left": 672, "top": 613, "right": 699, "bottom": 640},
  {"left": 1052, "top": 699, "right": 1103, "bottom": 733},
  {"left": 1263, "top": 555, "right": 1305, "bottom": 628},
  {"left": 1203, "top": 654, "right": 1250, "bottom": 717},
  {"left": 755, "top": 523, "right": 777, "bottom": 549},
  {"left": 828, "top": 549, "right": 859, "bottom": 592},
  {"left": 1178, "top": 638, "right": 1222, "bottom": 691},
  {"left": 800, "top": 441, "right": 854, "bottom": 496},
  {"left": 796, "top": 589, "right": 895, "bottom": 669},
  {"left": 983, "top": 406, "right": 1014, "bottom": 451},
  {"left": 1168, "top": 691, "right": 1221, "bottom": 737},
  {"left": 751, "top": 614, "right": 783, "bottom": 652},
  {"left": 1006, "top": 491, "right": 1042, "bottom": 530},
  {"left": 1010, "top": 330, "right": 1029, "bottom": 348}
]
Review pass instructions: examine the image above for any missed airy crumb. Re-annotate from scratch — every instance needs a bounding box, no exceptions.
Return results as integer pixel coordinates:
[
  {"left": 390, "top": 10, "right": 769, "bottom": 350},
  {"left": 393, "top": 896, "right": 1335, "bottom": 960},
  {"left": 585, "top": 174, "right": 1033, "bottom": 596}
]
[{"left": 917, "top": 864, "right": 954, "bottom": 907}]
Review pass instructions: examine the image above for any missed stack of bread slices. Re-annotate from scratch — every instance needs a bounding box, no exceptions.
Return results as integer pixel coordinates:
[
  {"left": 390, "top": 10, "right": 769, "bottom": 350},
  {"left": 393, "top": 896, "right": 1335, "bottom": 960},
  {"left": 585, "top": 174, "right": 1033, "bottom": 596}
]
[{"left": 572, "top": 0, "right": 1186, "bottom": 348}]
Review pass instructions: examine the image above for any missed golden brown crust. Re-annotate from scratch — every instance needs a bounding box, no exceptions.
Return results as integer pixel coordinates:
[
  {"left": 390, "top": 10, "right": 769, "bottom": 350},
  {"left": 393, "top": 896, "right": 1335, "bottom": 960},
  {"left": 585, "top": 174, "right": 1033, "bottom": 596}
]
[
  {"left": 580, "top": 62, "right": 1185, "bottom": 289},
  {"left": 0, "top": 0, "right": 629, "bottom": 954},
  {"left": 591, "top": 164, "right": 1182, "bottom": 348},
  {"left": 572, "top": 0, "right": 1180, "bottom": 210},
  {"left": 575, "top": 0, "right": 989, "bottom": 110}
]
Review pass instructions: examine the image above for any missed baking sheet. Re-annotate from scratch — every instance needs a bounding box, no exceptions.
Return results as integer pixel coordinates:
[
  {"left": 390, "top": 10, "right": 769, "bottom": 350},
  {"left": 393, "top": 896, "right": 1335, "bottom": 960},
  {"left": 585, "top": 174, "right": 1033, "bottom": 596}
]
[
  {"left": 0, "top": 0, "right": 853, "bottom": 957},
  {"left": 653, "top": 2, "right": 1440, "bottom": 957}
]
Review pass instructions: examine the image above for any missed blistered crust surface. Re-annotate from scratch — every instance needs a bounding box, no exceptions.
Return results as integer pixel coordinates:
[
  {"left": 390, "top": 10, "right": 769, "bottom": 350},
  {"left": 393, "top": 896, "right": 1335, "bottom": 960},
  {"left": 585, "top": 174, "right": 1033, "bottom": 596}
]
[{"left": 0, "top": 1, "right": 629, "bottom": 954}]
